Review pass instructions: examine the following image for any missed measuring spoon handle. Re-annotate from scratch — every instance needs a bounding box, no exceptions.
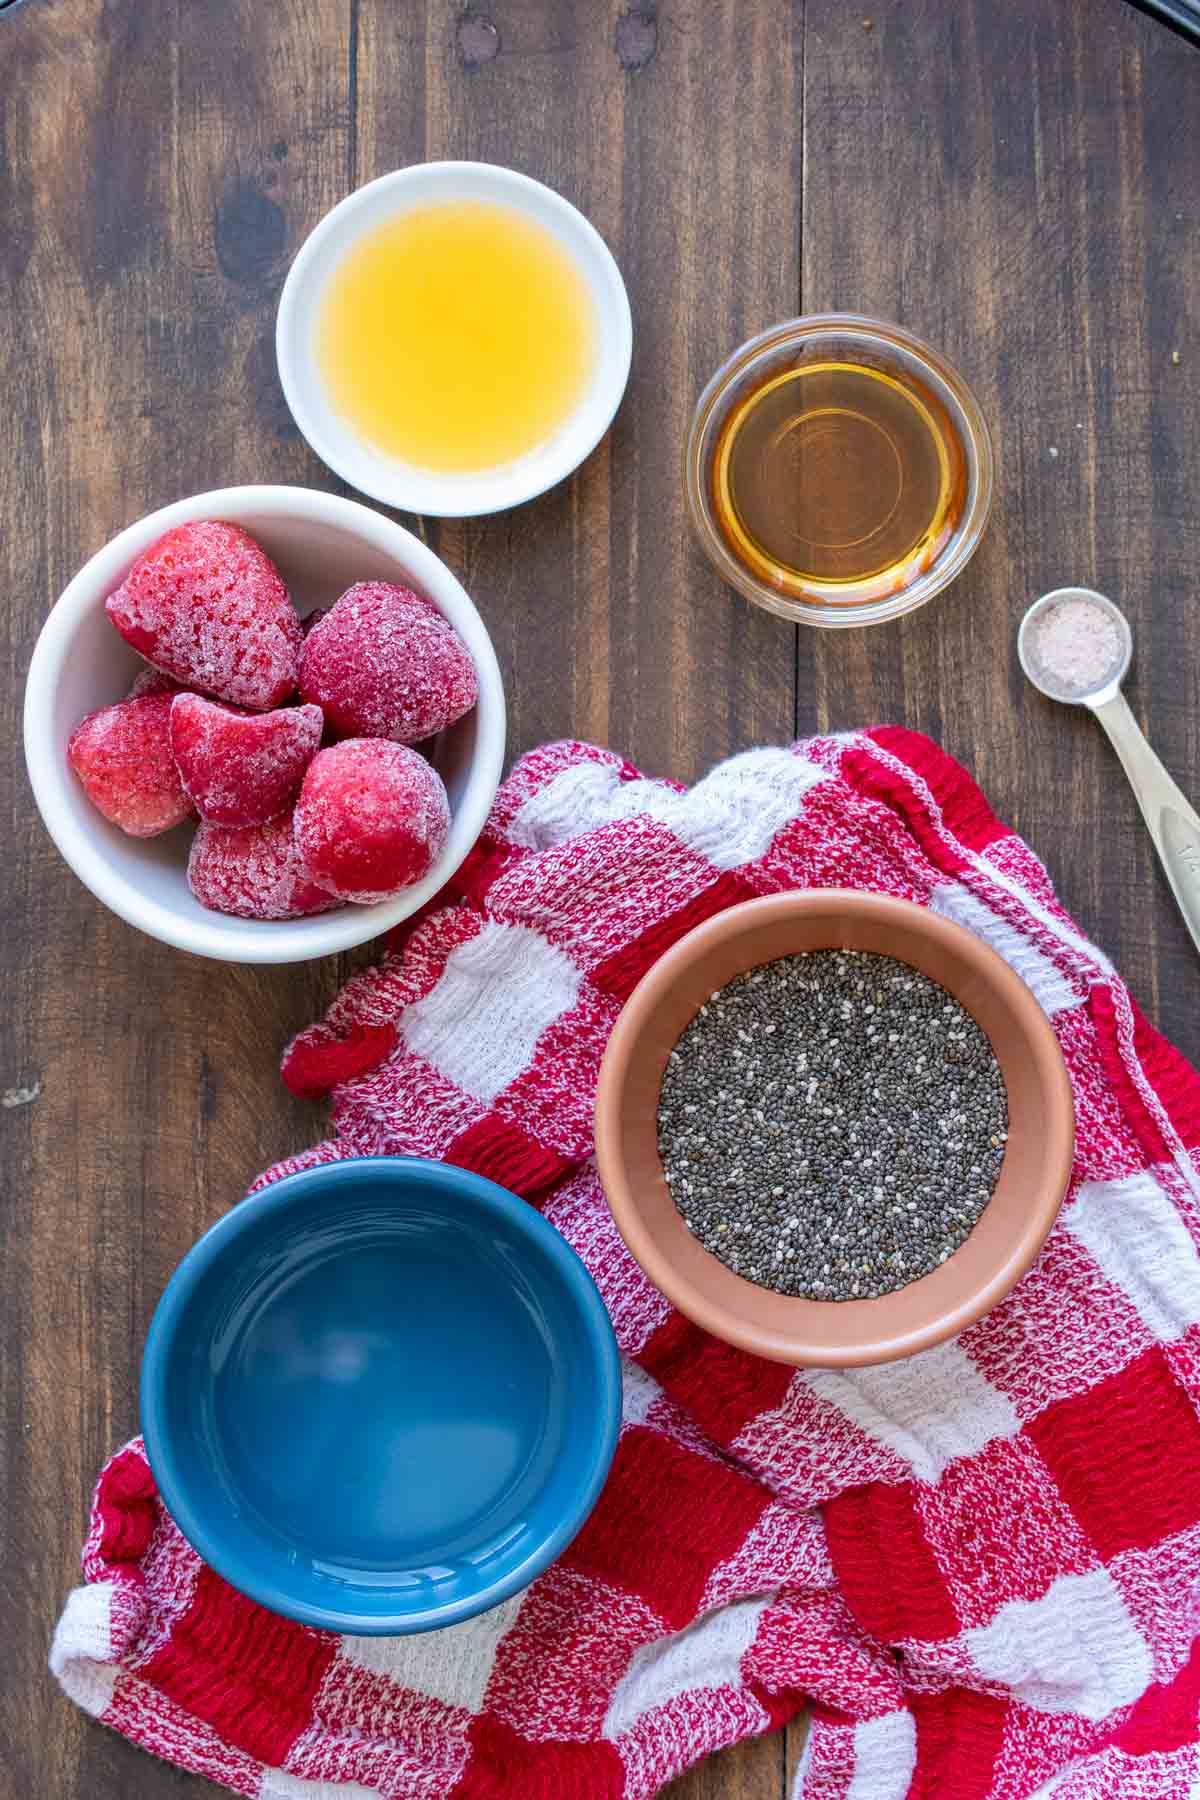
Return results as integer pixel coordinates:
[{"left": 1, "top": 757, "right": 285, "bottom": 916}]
[{"left": 1093, "top": 691, "right": 1200, "bottom": 958}]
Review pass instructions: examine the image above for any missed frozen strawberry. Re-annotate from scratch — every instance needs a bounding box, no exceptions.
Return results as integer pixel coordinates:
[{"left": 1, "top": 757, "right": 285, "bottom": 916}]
[
  {"left": 105, "top": 521, "right": 302, "bottom": 710},
  {"left": 126, "top": 666, "right": 184, "bottom": 699},
  {"left": 67, "top": 692, "right": 194, "bottom": 838},
  {"left": 294, "top": 739, "right": 450, "bottom": 904},
  {"left": 170, "top": 694, "right": 324, "bottom": 827},
  {"left": 299, "top": 582, "right": 477, "bottom": 743},
  {"left": 188, "top": 811, "right": 339, "bottom": 921}
]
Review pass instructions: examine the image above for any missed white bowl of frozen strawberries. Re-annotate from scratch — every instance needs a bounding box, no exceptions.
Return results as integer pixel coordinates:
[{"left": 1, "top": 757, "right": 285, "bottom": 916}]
[{"left": 24, "top": 486, "right": 505, "bottom": 963}]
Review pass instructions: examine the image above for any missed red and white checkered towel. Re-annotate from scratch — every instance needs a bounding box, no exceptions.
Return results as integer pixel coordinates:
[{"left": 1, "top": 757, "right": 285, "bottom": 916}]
[{"left": 53, "top": 729, "right": 1200, "bottom": 1800}]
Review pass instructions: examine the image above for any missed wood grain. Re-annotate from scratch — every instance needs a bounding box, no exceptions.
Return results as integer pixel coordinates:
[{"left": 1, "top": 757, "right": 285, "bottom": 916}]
[{"left": 2, "top": 1, "right": 1199, "bottom": 1798}]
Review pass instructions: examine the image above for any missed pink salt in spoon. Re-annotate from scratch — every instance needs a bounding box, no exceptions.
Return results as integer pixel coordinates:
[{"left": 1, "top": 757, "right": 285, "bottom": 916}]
[{"left": 1019, "top": 585, "right": 1200, "bottom": 956}]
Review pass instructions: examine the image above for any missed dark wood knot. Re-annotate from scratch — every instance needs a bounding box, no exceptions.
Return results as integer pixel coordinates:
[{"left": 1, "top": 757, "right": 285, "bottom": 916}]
[
  {"left": 615, "top": 7, "right": 657, "bottom": 71},
  {"left": 215, "top": 179, "right": 286, "bottom": 286},
  {"left": 455, "top": 11, "right": 500, "bottom": 69}
]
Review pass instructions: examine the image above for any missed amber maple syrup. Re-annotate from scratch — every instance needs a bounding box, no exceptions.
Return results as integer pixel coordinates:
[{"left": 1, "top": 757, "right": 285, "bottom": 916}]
[{"left": 711, "top": 358, "right": 968, "bottom": 607}]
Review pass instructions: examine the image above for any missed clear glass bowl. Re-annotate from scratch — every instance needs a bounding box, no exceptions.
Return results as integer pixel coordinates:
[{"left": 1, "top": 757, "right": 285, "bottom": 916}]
[{"left": 684, "top": 315, "right": 995, "bottom": 629}]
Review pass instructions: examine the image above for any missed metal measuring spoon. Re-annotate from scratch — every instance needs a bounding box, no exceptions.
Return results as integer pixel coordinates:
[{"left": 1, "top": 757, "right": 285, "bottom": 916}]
[{"left": 1019, "top": 586, "right": 1200, "bottom": 956}]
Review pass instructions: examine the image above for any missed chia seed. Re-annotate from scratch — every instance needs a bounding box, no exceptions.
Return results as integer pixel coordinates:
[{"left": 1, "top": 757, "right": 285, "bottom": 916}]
[{"left": 656, "top": 950, "right": 1008, "bottom": 1301}]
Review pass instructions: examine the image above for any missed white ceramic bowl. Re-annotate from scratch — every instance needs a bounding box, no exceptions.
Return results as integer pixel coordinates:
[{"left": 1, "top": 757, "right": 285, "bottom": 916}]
[
  {"left": 23, "top": 486, "right": 506, "bottom": 964},
  {"left": 276, "top": 162, "right": 633, "bottom": 517}
]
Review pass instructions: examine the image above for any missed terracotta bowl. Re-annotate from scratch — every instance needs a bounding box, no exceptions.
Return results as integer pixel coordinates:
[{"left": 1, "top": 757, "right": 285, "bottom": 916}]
[{"left": 594, "top": 891, "right": 1075, "bottom": 1367}]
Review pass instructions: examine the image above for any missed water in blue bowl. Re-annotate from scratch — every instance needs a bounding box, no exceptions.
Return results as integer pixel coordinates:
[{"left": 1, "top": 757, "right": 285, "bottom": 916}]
[{"left": 141, "top": 1157, "right": 621, "bottom": 1633}]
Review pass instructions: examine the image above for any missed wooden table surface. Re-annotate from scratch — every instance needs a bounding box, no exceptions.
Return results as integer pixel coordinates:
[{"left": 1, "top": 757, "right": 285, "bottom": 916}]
[{"left": 2, "top": 2, "right": 1199, "bottom": 1796}]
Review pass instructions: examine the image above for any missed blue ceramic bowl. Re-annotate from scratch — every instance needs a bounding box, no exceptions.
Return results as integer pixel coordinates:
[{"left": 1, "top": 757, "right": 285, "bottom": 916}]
[{"left": 141, "top": 1157, "right": 621, "bottom": 1634}]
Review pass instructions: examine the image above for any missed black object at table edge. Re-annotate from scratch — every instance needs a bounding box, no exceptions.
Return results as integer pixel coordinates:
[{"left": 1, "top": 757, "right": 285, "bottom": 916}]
[{"left": 1124, "top": 0, "right": 1200, "bottom": 47}]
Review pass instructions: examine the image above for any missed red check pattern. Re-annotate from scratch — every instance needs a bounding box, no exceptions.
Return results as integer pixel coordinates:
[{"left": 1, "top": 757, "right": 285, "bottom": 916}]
[{"left": 53, "top": 730, "right": 1200, "bottom": 1799}]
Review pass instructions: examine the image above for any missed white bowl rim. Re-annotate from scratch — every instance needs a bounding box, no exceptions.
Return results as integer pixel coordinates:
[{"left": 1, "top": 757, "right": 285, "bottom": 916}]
[
  {"left": 23, "top": 484, "right": 506, "bottom": 964},
  {"left": 275, "top": 161, "right": 633, "bottom": 518}
]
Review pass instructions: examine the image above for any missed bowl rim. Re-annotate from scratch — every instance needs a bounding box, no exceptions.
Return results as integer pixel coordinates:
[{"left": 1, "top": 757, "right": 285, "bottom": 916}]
[
  {"left": 275, "top": 161, "right": 634, "bottom": 518},
  {"left": 594, "top": 889, "right": 1075, "bottom": 1367},
  {"left": 140, "top": 1155, "right": 623, "bottom": 1635},
  {"left": 683, "top": 313, "right": 996, "bottom": 629},
  {"left": 23, "top": 484, "right": 506, "bottom": 964}
]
